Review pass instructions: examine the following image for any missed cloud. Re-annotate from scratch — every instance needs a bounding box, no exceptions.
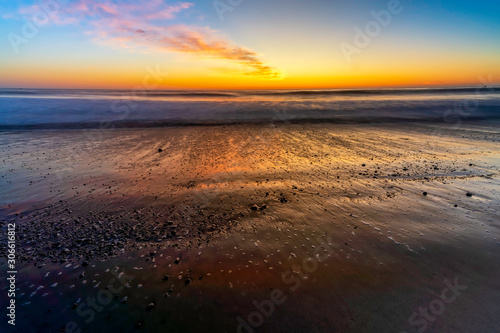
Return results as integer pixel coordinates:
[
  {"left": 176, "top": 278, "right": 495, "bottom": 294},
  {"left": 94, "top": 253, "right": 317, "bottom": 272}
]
[
  {"left": 109, "top": 24, "right": 281, "bottom": 78},
  {"left": 15, "top": 0, "right": 281, "bottom": 78}
]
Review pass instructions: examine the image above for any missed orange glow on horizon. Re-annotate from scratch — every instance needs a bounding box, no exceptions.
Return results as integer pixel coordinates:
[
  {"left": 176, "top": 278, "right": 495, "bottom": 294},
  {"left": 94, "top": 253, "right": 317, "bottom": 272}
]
[{"left": 1, "top": 53, "right": 499, "bottom": 90}]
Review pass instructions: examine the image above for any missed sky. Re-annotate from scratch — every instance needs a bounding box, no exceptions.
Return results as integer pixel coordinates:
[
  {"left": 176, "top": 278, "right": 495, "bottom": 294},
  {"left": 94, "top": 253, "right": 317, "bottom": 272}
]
[{"left": 0, "top": 0, "right": 499, "bottom": 89}]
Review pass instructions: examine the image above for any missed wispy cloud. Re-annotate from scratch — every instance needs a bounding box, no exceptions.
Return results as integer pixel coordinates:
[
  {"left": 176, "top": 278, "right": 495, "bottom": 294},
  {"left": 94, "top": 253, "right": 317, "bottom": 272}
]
[
  {"left": 109, "top": 24, "right": 282, "bottom": 78},
  {"left": 16, "top": 0, "right": 281, "bottom": 78}
]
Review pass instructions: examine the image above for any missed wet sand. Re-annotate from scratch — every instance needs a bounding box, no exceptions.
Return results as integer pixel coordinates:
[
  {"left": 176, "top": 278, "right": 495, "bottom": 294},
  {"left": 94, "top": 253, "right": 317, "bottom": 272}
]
[{"left": 1, "top": 122, "right": 499, "bottom": 333}]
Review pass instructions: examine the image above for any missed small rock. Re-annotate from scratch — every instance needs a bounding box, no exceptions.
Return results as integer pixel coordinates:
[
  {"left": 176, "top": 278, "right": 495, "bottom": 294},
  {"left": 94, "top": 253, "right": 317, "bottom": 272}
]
[
  {"left": 147, "top": 302, "right": 155, "bottom": 311},
  {"left": 71, "top": 298, "right": 81, "bottom": 309}
]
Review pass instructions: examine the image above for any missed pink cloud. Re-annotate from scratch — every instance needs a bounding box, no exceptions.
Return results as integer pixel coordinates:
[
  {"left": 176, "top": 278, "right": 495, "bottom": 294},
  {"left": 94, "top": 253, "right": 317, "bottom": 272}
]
[{"left": 14, "top": 0, "right": 280, "bottom": 78}]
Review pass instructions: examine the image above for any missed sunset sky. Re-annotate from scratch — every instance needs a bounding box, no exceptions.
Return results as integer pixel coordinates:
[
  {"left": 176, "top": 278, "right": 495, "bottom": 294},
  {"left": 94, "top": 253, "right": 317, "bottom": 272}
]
[{"left": 1, "top": 0, "right": 499, "bottom": 89}]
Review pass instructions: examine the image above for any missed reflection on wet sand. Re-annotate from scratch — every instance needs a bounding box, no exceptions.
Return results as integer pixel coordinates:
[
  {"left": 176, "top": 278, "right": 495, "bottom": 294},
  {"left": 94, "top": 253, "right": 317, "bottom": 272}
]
[{"left": 0, "top": 123, "right": 499, "bottom": 332}]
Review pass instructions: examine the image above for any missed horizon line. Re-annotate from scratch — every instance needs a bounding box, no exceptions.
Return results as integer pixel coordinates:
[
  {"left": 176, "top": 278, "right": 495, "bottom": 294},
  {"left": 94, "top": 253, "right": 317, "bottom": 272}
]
[{"left": 0, "top": 84, "right": 498, "bottom": 91}]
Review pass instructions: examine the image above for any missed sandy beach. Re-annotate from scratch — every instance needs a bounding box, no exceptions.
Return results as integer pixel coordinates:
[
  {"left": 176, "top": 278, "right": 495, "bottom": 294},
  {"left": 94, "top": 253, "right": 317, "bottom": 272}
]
[{"left": 1, "top": 121, "right": 499, "bottom": 332}]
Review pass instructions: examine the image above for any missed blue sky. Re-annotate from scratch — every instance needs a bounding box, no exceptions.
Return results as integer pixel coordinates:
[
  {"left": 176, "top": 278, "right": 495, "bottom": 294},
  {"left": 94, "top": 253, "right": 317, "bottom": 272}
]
[{"left": 1, "top": 0, "right": 499, "bottom": 88}]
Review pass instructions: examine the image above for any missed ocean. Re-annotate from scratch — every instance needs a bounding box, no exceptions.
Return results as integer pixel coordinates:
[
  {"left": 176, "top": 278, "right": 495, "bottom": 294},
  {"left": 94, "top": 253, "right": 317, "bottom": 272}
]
[{"left": 0, "top": 87, "right": 499, "bottom": 129}]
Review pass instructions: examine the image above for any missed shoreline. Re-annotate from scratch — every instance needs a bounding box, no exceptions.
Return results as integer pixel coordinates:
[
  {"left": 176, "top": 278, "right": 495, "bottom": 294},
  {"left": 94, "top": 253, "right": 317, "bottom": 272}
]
[{"left": 1, "top": 115, "right": 500, "bottom": 132}]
